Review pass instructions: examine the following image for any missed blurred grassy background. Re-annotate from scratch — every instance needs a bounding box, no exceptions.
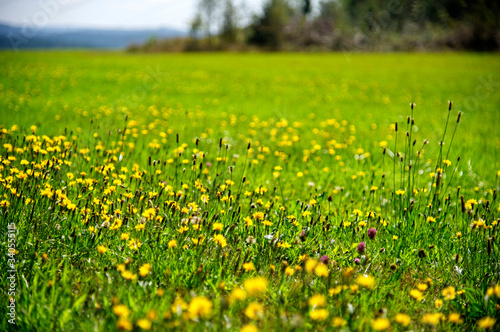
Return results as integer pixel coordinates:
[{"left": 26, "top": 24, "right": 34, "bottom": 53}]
[{"left": 1, "top": 51, "right": 499, "bottom": 180}]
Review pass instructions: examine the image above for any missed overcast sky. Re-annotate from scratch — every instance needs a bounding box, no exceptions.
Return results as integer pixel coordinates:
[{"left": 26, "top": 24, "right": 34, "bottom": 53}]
[{"left": 0, "top": 0, "right": 276, "bottom": 31}]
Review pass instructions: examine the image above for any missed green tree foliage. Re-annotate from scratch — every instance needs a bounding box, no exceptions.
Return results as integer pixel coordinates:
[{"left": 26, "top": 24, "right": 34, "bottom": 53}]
[
  {"left": 198, "top": 0, "right": 221, "bottom": 40},
  {"left": 221, "top": 0, "right": 238, "bottom": 43},
  {"left": 302, "top": 0, "right": 311, "bottom": 16},
  {"left": 190, "top": 13, "right": 204, "bottom": 39},
  {"left": 141, "top": 0, "right": 500, "bottom": 51},
  {"left": 248, "top": 0, "right": 293, "bottom": 49}
]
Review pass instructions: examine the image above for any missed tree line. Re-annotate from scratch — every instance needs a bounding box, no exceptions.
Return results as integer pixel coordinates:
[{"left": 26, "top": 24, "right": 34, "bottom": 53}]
[{"left": 128, "top": 0, "right": 500, "bottom": 52}]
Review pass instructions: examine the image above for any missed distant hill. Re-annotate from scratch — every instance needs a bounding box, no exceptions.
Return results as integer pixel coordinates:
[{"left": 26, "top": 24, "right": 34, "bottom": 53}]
[{"left": 0, "top": 23, "right": 186, "bottom": 50}]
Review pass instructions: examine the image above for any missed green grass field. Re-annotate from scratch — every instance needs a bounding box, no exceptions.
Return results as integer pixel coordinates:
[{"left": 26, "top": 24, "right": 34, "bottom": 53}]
[{"left": 1, "top": 52, "right": 499, "bottom": 331}]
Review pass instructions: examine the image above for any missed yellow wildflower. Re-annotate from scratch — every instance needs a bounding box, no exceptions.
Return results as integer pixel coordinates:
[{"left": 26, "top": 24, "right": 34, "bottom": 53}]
[
  {"left": 136, "top": 318, "right": 152, "bottom": 330},
  {"left": 372, "top": 318, "right": 391, "bottom": 331},
  {"left": 97, "top": 245, "right": 108, "bottom": 254},
  {"left": 442, "top": 286, "right": 456, "bottom": 300},
  {"left": 309, "top": 308, "right": 329, "bottom": 321},
  {"left": 139, "top": 263, "right": 151, "bottom": 277},
  {"left": 244, "top": 302, "right": 264, "bottom": 319},
  {"left": 478, "top": 317, "right": 496, "bottom": 329},
  {"left": 243, "top": 277, "right": 268, "bottom": 297},
  {"left": 410, "top": 289, "right": 424, "bottom": 301},
  {"left": 188, "top": 296, "right": 212, "bottom": 319},
  {"left": 229, "top": 287, "right": 247, "bottom": 303},
  {"left": 243, "top": 262, "right": 255, "bottom": 271},
  {"left": 113, "top": 304, "right": 131, "bottom": 317},
  {"left": 394, "top": 313, "right": 411, "bottom": 327},
  {"left": 356, "top": 274, "right": 375, "bottom": 289}
]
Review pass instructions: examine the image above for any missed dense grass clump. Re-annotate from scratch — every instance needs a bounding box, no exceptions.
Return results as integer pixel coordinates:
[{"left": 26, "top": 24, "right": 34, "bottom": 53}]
[{"left": 0, "top": 52, "right": 499, "bottom": 331}]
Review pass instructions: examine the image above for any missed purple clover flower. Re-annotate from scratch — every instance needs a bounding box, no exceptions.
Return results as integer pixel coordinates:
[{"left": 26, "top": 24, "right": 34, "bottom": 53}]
[
  {"left": 357, "top": 242, "right": 366, "bottom": 254},
  {"left": 368, "top": 228, "right": 377, "bottom": 240}
]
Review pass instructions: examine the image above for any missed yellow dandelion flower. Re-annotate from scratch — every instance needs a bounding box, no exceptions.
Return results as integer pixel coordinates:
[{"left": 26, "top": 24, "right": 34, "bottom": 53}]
[
  {"left": 142, "top": 208, "right": 156, "bottom": 220},
  {"left": 243, "top": 262, "right": 255, "bottom": 271},
  {"left": 244, "top": 216, "right": 253, "bottom": 226},
  {"left": 121, "top": 270, "right": 137, "bottom": 281},
  {"left": 342, "top": 267, "right": 355, "bottom": 279},
  {"left": 168, "top": 240, "right": 177, "bottom": 248},
  {"left": 212, "top": 223, "right": 223, "bottom": 231},
  {"left": 310, "top": 308, "right": 329, "bottom": 321},
  {"left": 113, "top": 304, "right": 131, "bottom": 317},
  {"left": 372, "top": 318, "right": 391, "bottom": 331},
  {"left": 421, "top": 313, "right": 442, "bottom": 325},
  {"left": 410, "top": 289, "right": 424, "bottom": 301},
  {"left": 277, "top": 241, "right": 291, "bottom": 249},
  {"left": 442, "top": 286, "right": 456, "bottom": 300},
  {"left": 465, "top": 199, "right": 478, "bottom": 210},
  {"left": 448, "top": 313, "right": 463, "bottom": 324},
  {"left": 350, "top": 284, "right": 359, "bottom": 293},
  {"left": 486, "top": 285, "right": 500, "bottom": 297},
  {"left": 244, "top": 302, "right": 264, "bottom": 319},
  {"left": 170, "top": 296, "right": 187, "bottom": 314},
  {"left": 478, "top": 317, "right": 496, "bottom": 329},
  {"left": 213, "top": 234, "right": 227, "bottom": 247},
  {"left": 136, "top": 318, "right": 152, "bottom": 330},
  {"left": 97, "top": 245, "right": 108, "bottom": 254},
  {"left": 262, "top": 220, "right": 273, "bottom": 226},
  {"left": 229, "top": 287, "right": 247, "bottom": 303},
  {"left": 417, "top": 283, "right": 428, "bottom": 291},
  {"left": 146, "top": 310, "right": 158, "bottom": 321},
  {"left": 285, "top": 267, "right": 294, "bottom": 276},
  {"left": 305, "top": 259, "right": 318, "bottom": 274},
  {"left": 353, "top": 209, "right": 363, "bottom": 216},
  {"left": 394, "top": 313, "right": 411, "bottom": 327},
  {"left": 188, "top": 296, "right": 212, "bottom": 320},
  {"left": 116, "top": 318, "right": 133, "bottom": 331},
  {"left": 332, "top": 316, "right": 347, "bottom": 327},
  {"left": 314, "top": 263, "right": 329, "bottom": 277},
  {"left": 308, "top": 294, "right": 326, "bottom": 308},
  {"left": 243, "top": 277, "right": 268, "bottom": 297},
  {"left": 329, "top": 286, "right": 343, "bottom": 296},
  {"left": 356, "top": 274, "right": 375, "bottom": 289},
  {"left": 128, "top": 238, "right": 142, "bottom": 250},
  {"left": 241, "top": 324, "right": 258, "bottom": 332},
  {"left": 139, "top": 263, "right": 151, "bottom": 277}
]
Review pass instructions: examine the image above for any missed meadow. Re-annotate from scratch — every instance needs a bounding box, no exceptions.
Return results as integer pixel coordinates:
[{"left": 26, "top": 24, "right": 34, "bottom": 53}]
[{"left": 0, "top": 51, "right": 499, "bottom": 331}]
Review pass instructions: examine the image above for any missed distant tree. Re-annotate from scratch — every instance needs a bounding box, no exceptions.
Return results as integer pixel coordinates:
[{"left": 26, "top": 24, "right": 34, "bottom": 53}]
[
  {"left": 341, "top": 0, "right": 385, "bottom": 30},
  {"left": 248, "top": 0, "right": 293, "bottom": 50},
  {"left": 302, "top": 0, "right": 311, "bottom": 16},
  {"left": 318, "top": 0, "right": 338, "bottom": 20},
  {"left": 197, "top": 0, "right": 221, "bottom": 43},
  {"left": 314, "top": 0, "right": 341, "bottom": 36},
  {"left": 220, "top": 0, "right": 238, "bottom": 43},
  {"left": 190, "top": 13, "right": 203, "bottom": 39}
]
